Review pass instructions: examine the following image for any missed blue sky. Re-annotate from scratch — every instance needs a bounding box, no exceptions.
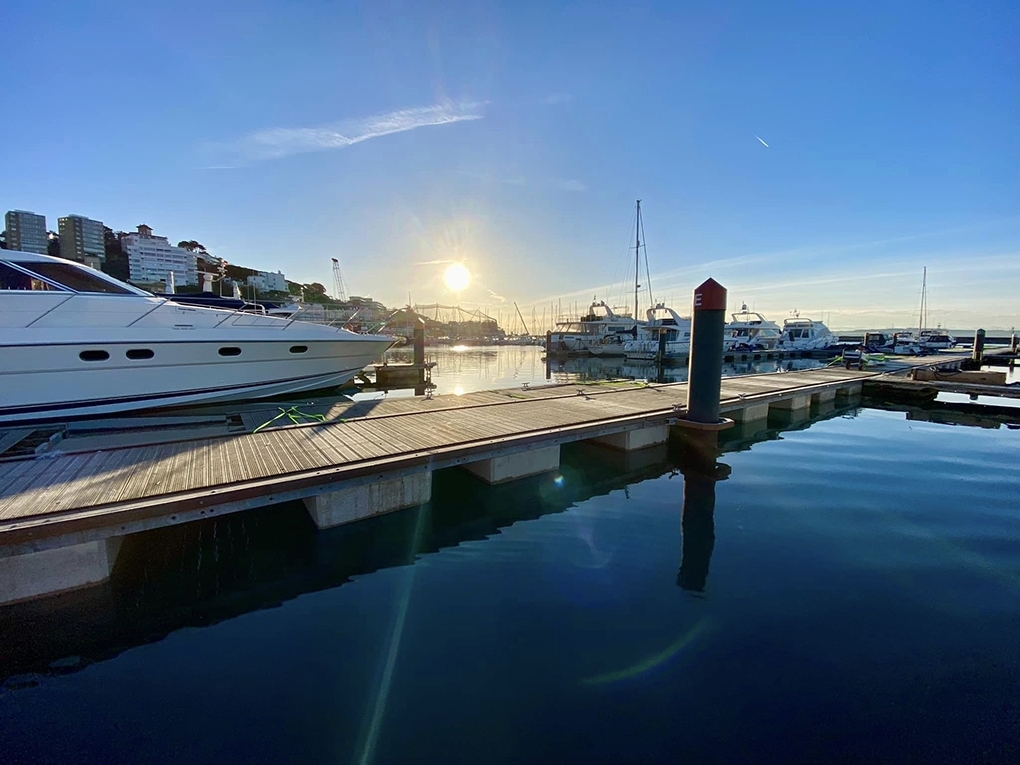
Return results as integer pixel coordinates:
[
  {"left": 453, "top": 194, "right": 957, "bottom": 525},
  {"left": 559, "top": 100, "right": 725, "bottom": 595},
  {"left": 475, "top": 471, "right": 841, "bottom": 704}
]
[{"left": 2, "top": 0, "right": 1018, "bottom": 329}]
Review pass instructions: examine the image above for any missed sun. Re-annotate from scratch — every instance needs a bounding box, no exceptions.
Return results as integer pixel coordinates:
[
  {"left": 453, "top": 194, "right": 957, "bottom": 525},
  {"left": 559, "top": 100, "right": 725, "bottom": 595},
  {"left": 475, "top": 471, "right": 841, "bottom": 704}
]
[{"left": 443, "top": 262, "right": 471, "bottom": 292}]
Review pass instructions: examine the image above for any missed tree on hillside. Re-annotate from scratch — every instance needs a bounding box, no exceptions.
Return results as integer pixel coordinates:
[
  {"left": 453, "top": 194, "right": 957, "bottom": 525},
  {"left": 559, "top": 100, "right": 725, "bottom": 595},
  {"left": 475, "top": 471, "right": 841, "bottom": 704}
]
[
  {"left": 0, "top": 230, "right": 7, "bottom": 249},
  {"left": 177, "top": 240, "right": 208, "bottom": 253},
  {"left": 47, "top": 232, "right": 60, "bottom": 259},
  {"left": 224, "top": 263, "right": 257, "bottom": 281},
  {"left": 299, "top": 282, "right": 332, "bottom": 304}
]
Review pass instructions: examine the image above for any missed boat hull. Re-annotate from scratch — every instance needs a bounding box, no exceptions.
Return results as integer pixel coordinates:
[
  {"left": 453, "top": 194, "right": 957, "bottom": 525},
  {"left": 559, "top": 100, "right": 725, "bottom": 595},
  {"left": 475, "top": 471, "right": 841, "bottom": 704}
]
[{"left": 0, "top": 337, "right": 393, "bottom": 422}]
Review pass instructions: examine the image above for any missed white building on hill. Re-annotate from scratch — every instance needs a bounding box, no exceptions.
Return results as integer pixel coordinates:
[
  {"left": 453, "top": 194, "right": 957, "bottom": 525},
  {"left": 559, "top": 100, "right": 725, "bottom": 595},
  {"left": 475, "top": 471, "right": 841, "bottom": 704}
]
[
  {"left": 121, "top": 224, "right": 198, "bottom": 287},
  {"left": 246, "top": 270, "right": 287, "bottom": 293}
]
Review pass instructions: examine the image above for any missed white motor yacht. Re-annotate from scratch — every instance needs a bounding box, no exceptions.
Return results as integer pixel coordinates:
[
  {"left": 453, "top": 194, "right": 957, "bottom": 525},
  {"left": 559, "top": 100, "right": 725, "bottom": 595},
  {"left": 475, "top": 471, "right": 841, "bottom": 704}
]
[
  {"left": 0, "top": 251, "right": 396, "bottom": 422},
  {"left": 549, "top": 300, "right": 641, "bottom": 355},
  {"left": 916, "top": 328, "right": 957, "bottom": 351},
  {"left": 775, "top": 317, "right": 839, "bottom": 351},
  {"left": 724, "top": 305, "right": 782, "bottom": 351},
  {"left": 623, "top": 304, "right": 692, "bottom": 361}
]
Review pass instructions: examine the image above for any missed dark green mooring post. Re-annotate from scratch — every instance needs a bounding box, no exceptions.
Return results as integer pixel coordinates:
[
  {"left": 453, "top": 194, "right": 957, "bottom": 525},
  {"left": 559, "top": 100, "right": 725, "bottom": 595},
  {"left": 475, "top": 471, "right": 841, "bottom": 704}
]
[
  {"left": 972, "top": 328, "right": 986, "bottom": 367},
  {"left": 687, "top": 278, "right": 727, "bottom": 424}
]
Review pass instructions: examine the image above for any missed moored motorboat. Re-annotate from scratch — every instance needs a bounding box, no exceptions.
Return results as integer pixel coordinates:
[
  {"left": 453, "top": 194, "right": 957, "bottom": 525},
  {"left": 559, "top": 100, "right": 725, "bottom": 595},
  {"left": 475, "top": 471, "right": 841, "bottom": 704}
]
[
  {"left": 0, "top": 250, "right": 396, "bottom": 422},
  {"left": 623, "top": 303, "right": 692, "bottom": 361},
  {"left": 775, "top": 316, "right": 839, "bottom": 351},
  {"left": 724, "top": 305, "right": 782, "bottom": 351},
  {"left": 550, "top": 300, "right": 640, "bottom": 355}
]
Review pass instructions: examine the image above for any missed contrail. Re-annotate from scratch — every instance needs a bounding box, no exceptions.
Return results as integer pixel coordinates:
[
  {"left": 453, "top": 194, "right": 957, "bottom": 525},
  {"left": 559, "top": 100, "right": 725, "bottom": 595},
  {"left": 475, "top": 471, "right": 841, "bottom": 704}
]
[{"left": 755, "top": 135, "right": 769, "bottom": 148}]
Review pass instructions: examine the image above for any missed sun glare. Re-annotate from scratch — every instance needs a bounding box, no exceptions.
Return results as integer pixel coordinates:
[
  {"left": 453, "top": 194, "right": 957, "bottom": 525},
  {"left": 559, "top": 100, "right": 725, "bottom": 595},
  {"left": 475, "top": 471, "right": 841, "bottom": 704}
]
[{"left": 443, "top": 262, "right": 471, "bottom": 292}]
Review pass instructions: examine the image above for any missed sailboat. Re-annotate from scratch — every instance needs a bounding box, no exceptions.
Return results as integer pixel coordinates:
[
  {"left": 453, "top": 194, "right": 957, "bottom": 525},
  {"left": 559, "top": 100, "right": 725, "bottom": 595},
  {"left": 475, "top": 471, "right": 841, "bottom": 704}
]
[
  {"left": 553, "top": 200, "right": 651, "bottom": 356},
  {"left": 899, "top": 267, "right": 957, "bottom": 353}
]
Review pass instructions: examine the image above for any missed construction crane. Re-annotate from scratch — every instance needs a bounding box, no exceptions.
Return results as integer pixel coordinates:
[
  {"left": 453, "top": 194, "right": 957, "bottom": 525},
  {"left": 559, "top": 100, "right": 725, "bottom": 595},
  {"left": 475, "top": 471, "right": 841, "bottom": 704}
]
[{"left": 331, "top": 258, "right": 348, "bottom": 302}]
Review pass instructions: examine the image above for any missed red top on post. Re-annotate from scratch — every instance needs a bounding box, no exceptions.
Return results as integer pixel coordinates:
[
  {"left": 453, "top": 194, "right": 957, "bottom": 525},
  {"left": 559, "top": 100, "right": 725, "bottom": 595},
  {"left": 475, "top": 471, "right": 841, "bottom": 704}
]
[{"left": 693, "top": 278, "right": 727, "bottom": 312}]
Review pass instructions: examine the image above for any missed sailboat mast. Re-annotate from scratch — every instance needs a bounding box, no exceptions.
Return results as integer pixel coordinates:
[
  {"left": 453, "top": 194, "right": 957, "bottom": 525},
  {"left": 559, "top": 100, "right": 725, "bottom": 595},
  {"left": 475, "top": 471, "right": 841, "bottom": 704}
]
[
  {"left": 634, "top": 199, "right": 642, "bottom": 321},
  {"left": 514, "top": 301, "right": 529, "bottom": 336},
  {"left": 924, "top": 267, "right": 928, "bottom": 330},
  {"left": 918, "top": 266, "right": 926, "bottom": 336}
]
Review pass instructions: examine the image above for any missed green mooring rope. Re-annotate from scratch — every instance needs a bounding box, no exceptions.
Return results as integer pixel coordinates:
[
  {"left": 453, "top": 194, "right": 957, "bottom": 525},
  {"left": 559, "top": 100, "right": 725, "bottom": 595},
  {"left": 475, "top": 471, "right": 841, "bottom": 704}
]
[{"left": 252, "top": 406, "right": 329, "bottom": 433}]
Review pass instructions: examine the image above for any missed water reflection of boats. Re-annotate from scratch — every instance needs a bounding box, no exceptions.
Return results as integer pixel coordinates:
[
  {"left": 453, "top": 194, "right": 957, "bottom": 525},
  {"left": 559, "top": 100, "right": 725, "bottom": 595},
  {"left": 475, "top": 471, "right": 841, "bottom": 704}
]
[{"left": 545, "top": 354, "right": 827, "bottom": 384}]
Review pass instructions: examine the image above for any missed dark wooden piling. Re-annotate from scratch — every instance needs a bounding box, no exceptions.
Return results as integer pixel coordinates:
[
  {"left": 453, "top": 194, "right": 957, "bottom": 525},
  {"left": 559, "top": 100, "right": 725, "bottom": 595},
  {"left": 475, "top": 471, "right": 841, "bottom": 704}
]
[{"left": 972, "top": 328, "right": 985, "bottom": 366}]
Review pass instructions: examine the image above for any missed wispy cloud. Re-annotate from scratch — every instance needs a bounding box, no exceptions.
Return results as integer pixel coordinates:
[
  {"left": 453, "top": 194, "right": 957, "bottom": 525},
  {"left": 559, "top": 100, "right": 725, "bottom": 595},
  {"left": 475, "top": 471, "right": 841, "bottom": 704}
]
[
  {"left": 208, "top": 101, "right": 486, "bottom": 166},
  {"left": 755, "top": 134, "right": 769, "bottom": 148},
  {"left": 456, "top": 170, "right": 525, "bottom": 186},
  {"left": 457, "top": 171, "right": 586, "bottom": 192},
  {"left": 414, "top": 259, "right": 455, "bottom": 266},
  {"left": 530, "top": 217, "right": 1020, "bottom": 310},
  {"left": 550, "top": 178, "right": 587, "bottom": 192},
  {"left": 487, "top": 290, "right": 506, "bottom": 303}
]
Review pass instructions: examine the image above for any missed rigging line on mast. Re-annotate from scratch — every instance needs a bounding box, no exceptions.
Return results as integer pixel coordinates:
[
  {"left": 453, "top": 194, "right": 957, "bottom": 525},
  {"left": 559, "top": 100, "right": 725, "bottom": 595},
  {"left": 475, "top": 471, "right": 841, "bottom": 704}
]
[
  {"left": 607, "top": 212, "right": 637, "bottom": 311},
  {"left": 639, "top": 205, "right": 653, "bottom": 308},
  {"left": 634, "top": 199, "right": 641, "bottom": 322}
]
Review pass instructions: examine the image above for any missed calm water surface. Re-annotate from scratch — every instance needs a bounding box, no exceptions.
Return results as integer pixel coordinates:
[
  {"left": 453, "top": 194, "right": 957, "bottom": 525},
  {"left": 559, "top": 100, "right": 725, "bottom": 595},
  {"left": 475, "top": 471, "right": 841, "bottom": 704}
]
[
  {"left": 1, "top": 398, "right": 1018, "bottom": 763},
  {"left": 364, "top": 344, "right": 826, "bottom": 399}
]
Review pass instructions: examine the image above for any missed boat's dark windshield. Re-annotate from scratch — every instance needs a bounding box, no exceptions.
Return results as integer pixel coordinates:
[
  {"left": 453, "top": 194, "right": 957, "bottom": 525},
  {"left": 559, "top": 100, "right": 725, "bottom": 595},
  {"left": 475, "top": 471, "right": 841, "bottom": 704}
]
[
  {"left": 7, "top": 261, "right": 135, "bottom": 294},
  {"left": 0, "top": 262, "right": 66, "bottom": 291}
]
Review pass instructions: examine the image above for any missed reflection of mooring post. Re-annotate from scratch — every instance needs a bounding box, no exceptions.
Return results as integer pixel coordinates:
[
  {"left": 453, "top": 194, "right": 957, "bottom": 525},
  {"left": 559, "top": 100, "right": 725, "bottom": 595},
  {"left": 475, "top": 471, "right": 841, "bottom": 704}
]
[
  {"left": 414, "top": 318, "right": 426, "bottom": 386},
  {"left": 677, "top": 457, "right": 730, "bottom": 592},
  {"left": 678, "top": 469, "right": 716, "bottom": 592},
  {"left": 546, "top": 331, "right": 552, "bottom": 380},
  {"left": 683, "top": 278, "right": 728, "bottom": 468}
]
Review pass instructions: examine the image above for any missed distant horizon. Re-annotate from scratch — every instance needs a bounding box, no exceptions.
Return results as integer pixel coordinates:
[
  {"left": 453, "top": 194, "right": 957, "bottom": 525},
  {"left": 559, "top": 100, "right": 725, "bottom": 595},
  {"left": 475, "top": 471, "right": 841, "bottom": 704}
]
[{"left": 1, "top": 214, "right": 1014, "bottom": 333}]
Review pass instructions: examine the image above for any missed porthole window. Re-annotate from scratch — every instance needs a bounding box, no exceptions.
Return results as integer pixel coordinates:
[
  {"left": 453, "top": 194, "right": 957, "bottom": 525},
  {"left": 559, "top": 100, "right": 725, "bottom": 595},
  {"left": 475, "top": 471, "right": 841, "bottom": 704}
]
[
  {"left": 290, "top": 345, "right": 308, "bottom": 354},
  {"left": 126, "top": 348, "right": 154, "bottom": 360},
  {"left": 80, "top": 350, "right": 110, "bottom": 362},
  {"left": 219, "top": 347, "right": 242, "bottom": 357}
]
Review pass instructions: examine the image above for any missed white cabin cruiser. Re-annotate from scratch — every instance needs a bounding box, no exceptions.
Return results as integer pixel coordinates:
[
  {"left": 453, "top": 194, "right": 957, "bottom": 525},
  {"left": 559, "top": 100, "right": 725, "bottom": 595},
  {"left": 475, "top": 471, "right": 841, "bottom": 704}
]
[
  {"left": 623, "top": 304, "right": 692, "bottom": 361},
  {"left": 916, "top": 328, "right": 957, "bottom": 351},
  {"left": 0, "top": 251, "right": 396, "bottom": 422},
  {"left": 775, "top": 317, "right": 839, "bottom": 351},
  {"left": 724, "top": 305, "right": 782, "bottom": 351},
  {"left": 549, "top": 300, "right": 641, "bottom": 355}
]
